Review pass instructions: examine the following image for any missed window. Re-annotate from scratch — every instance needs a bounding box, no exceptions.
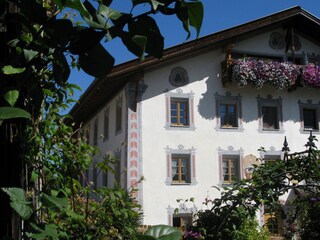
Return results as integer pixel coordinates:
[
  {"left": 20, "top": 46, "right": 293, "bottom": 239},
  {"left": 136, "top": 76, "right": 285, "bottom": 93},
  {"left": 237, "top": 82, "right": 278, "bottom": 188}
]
[
  {"left": 264, "top": 206, "right": 284, "bottom": 236},
  {"left": 222, "top": 156, "right": 240, "bottom": 184},
  {"left": 303, "top": 108, "right": 318, "bottom": 130},
  {"left": 220, "top": 103, "right": 237, "bottom": 128},
  {"left": 165, "top": 91, "right": 195, "bottom": 130},
  {"left": 102, "top": 170, "right": 108, "bottom": 187},
  {"left": 93, "top": 119, "right": 98, "bottom": 146},
  {"left": 103, "top": 108, "right": 109, "bottom": 141},
  {"left": 257, "top": 95, "right": 283, "bottom": 132},
  {"left": 299, "top": 100, "right": 320, "bottom": 132},
  {"left": 165, "top": 146, "right": 196, "bottom": 185},
  {"left": 218, "top": 147, "right": 243, "bottom": 185},
  {"left": 114, "top": 150, "right": 121, "bottom": 186},
  {"left": 172, "top": 213, "right": 192, "bottom": 228},
  {"left": 215, "top": 92, "right": 243, "bottom": 130},
  {"left": 115, "top": 96, "right": 122, "bottom": 134},
  {"left": 92, "top": 161, "right": 97, "bottom": 189},
  {"left": 172, "top": 155, "right": 190, "bottom": 184},
  {"left": 171, "top": 98, "right": 189, "bottom": 126}
]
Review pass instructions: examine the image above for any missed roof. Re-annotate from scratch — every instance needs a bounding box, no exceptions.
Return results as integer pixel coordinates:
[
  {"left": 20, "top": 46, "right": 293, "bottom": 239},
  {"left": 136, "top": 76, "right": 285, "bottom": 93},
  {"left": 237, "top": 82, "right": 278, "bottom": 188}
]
[{"left": 69, "top": 6, "right": 320, "bottom": 125}]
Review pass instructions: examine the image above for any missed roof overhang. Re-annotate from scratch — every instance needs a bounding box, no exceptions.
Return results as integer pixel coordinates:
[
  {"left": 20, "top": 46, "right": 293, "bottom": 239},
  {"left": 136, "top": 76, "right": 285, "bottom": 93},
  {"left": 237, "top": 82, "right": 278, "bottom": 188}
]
[{"left": 69, "top": 6, "right": 320, "bottom": 126}]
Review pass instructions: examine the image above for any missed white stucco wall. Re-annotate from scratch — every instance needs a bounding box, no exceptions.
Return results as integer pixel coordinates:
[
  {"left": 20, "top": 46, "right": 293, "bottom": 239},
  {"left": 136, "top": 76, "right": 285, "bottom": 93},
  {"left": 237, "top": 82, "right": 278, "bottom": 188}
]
[{"left": 138, "top": 29, "right": 320, "bottom": 225}]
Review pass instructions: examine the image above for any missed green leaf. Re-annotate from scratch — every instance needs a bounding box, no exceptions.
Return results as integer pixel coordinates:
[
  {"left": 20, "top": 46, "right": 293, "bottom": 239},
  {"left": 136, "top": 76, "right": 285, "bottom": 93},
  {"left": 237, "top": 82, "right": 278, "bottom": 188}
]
[
  {"left": 23, "top": 49, "right": 38, "bottom": 62},
  {"left": 128, "top": 16, "right": 164, "bottom": 58},
  {"left": 69, "top": 27, "right": 105, "bottom": 54},
  {"left": 4, "top": 90, "right": 19, "bottom": 107},
  {"left": 1, "top": 188, "right": 33, "bottom": 220},
  {"left": 41, "top": 193, "right": 68, "bottom": 210},
  {"left": 2, "top": 65, "right": 26, "bottom": 75},
  {"left": 79, "top": 43, "right": 115, "bottom": 78},
  {"left": 145, "top": 225, "right": 182, "bottom": 240},
  {"left": 132, "top": 0, "right": 164, "bottom": 10},
  {"left": 48, "top": 19, "right": 73, "bottom": 47},
  {"left": 29, "top": 224, "right": 59, "bottom": 240},
  {"left": 176, "top": 0, "right": 203, "bottom": 39},
  {"left": 136, "top": 235, "right": 156, "bottom": 240},
  {"left": 53, "top": 53, "right": 70, "bottom": 84},
  {"left": 54, "top": 0, "right": 91, "bottom": 19},
  {"left": 186, "top": 1, "right": 203, "bottom": 38},
  {"left": 0, "top": 107, "right": 31, "bottom": 120},
  {"left": 132, "top": 35, "right": 147, "bottom": 60}
]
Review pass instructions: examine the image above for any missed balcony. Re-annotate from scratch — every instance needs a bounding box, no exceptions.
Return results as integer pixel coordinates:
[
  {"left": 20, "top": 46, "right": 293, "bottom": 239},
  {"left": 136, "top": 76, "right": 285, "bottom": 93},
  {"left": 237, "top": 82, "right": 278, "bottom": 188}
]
[{"left": 221, "top": 58, "right": 320, "bottom": 90}]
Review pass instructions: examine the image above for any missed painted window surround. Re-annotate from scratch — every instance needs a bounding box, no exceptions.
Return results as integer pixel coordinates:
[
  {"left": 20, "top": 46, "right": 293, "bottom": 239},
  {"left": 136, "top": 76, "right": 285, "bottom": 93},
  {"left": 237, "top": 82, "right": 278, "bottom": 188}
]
[
  {"left": 257, "top": 95, "right": 284, "bottom": 133},
  {"left": 165, "top": 145, "right": 197, "bottom": 185},
  {"left": 215, "top": 92, "right": 243, "bottom": 131},
  {"left": 165, "top": 89, "right": 195, "bottom": 130}
]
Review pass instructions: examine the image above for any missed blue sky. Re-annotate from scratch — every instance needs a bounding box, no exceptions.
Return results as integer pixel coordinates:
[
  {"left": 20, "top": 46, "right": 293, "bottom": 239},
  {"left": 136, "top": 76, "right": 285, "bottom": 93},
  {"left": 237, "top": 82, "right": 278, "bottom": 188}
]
[{"left": 67, "top": 0, "right": 320, "bottom": 109}]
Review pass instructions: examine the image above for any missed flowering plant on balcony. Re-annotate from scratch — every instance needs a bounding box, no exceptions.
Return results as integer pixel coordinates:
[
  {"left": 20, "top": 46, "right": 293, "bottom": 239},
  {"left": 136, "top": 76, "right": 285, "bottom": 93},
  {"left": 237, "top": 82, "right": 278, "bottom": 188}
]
[
  {"left": 231, "top": 59, "right": 300, "bottom": 90},
  {"left": 301, "top": 63, "right": 320, "bottom": 88}
]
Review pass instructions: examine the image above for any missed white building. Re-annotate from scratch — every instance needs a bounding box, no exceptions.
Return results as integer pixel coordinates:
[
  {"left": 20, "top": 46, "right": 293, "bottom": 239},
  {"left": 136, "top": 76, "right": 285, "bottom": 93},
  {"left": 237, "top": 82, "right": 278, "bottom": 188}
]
[{"left": 70, "top": 7, "right": 320, "bottom": 237}]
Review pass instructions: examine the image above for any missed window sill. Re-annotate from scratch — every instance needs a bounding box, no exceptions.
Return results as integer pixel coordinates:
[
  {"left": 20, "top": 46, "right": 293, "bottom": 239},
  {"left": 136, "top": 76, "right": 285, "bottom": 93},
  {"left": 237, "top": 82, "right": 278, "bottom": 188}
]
[
  {"left": 165, "top": 180, "right": 197, "bottom": 186},
  {"left": 165, "top": 124, "right": 196, "bottom": 131},
  {"left": 216, "top": 126, "right": 244, "bottom": 132},
  {"left": 258, "top": 129, "right": 284, "bottom": 134},
  {"left": 300, "top": 128, "right": 319, "bottom": 134}
]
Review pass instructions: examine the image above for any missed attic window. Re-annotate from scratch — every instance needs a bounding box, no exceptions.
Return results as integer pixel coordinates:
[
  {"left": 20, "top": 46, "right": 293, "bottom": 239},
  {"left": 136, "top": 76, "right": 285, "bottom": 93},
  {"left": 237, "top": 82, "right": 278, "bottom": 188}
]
[{"left": 169, "top": 67, "right": 189, "bottom": 87}]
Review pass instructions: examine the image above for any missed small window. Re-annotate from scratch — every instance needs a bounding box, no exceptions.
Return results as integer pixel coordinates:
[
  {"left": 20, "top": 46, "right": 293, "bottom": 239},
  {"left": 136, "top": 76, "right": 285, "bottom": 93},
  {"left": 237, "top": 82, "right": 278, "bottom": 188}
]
[
  {"left": 222, "top": 156, "right": 240, "bottom": 184},
  {"left": 114, "top": 151, "right": 121, "bottom": 186},
  {"left": 215, "top": 92, "right": 243, "bottom": 130},
  {"left": 220, "top": 103, "right": 237, "bottom": 128},
  {"left": 115, "top": 97, "right": 122, "bottom": 133},
  {"left": 303, "top": 108, "right": 318, "bottom": 130},
  {"left": 264, "top": 206, "right": 284, "bottom": 236},
  {"left": 173, "top": 213, "right": 192, "bottom": 228},
  {"left": 92, "top": 161, "right": 97, "bottom": 189},
  {"left": 299, "top": 100, "right": 320, "bottom": 132},
  {"left": 93, "top": 119, "right": 98, "bottom": 146},
  {"left": 171, "top": 154, "right": 190, "bottom": 184},
  {"left": 102, "top": 170, "right": 108, "bottom": 187},
  {"left": 171, "top": 98, "right": 189, "bottom": 126},
  {"left": 103, "top": 108, "right": 109, "bottom": 141},
  {"left": 257, "top": 95, "right": 283, "bottom": 132},
  {"left": 165, "top": 91, "right": 195, "bottom": 130},
  {"left": 262, "top": 106, "right": 279, "bottom": 130}
]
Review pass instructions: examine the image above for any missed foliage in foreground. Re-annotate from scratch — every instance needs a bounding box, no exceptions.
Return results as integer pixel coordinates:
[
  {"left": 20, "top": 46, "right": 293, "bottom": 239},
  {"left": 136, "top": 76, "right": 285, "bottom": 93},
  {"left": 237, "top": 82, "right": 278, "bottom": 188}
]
[
  {"left": 181, "top": 135, "right": 320, "bottom": 240},
  {"left": 3, "top": 97, "right": 142, "bottom": 239}
]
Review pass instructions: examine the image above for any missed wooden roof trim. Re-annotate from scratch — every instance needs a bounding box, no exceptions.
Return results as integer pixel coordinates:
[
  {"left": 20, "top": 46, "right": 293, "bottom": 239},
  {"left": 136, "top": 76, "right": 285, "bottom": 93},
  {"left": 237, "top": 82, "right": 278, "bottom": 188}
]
[{"left": 69, "top": 7, "right": 320, "bottom": 123}]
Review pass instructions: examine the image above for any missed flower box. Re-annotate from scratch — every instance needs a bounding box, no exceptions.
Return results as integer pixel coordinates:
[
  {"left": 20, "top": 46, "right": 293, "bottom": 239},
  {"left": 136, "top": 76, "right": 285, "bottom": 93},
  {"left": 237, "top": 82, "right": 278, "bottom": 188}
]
[{"left": 222, "top": 58, "right": 320, "bottom": 89}]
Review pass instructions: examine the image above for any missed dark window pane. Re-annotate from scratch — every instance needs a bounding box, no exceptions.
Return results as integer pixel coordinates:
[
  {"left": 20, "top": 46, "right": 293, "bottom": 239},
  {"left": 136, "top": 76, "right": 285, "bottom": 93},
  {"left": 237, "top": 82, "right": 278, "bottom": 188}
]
[
  {"left": 303, "top": 108, "right": 317, "bottom": 129},
  {"left": 262, "top": 106, "right": 278, "bottom": 130}
]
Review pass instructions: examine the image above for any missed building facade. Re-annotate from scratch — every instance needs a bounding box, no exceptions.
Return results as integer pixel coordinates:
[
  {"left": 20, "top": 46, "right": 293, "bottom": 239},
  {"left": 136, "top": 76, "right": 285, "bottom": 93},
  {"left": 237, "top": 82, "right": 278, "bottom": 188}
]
[{"left": 70, "top": 7, "right": 320, "bottom": 236}]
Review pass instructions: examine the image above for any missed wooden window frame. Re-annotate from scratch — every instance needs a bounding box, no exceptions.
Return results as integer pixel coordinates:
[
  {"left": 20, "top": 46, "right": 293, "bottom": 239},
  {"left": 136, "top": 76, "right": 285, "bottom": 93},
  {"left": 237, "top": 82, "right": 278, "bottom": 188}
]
[
  {"left": 222, "top": 156, "right": 240, "bottom": 184},
  {"left": 171, "top": 155, "right": 190, "bottom": 184},
  {"left": 215, "top": 92, "right": 243, "bottom": 131},
  {"left": 165, "top": 91, "right": 195, "bottom": 130},
  {"left": 170, "top": 98, "right": 189, "bottom": 127}
]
